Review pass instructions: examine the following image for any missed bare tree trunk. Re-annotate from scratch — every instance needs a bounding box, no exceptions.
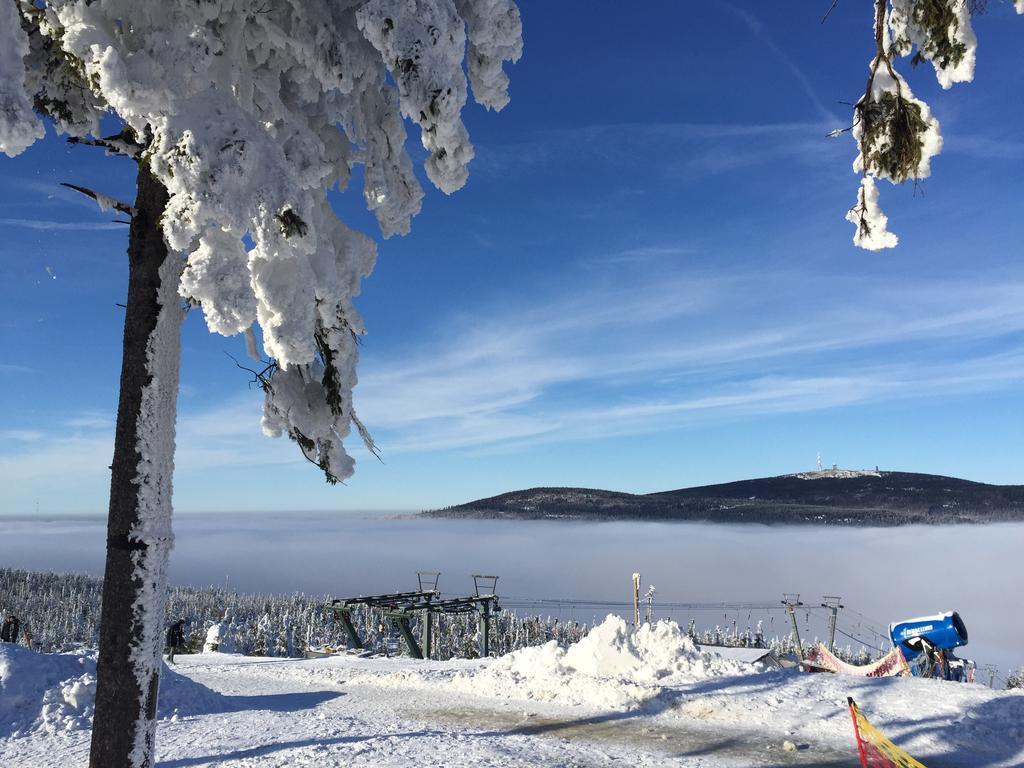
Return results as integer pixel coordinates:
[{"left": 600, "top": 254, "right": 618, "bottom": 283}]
[{"left": 89, "top": 163, "right": 184, "bottom": 768}]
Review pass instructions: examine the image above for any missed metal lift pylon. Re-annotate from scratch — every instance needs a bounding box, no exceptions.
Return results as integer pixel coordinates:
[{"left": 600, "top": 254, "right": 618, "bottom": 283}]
[{"left": 327, "top": 574, "right": 501, "bottom": 660}]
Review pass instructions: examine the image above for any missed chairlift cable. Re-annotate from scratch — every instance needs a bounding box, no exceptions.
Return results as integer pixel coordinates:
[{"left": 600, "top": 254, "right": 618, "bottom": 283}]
[{"left": 833, "top": 626, "right": 887, "bottom": 654}]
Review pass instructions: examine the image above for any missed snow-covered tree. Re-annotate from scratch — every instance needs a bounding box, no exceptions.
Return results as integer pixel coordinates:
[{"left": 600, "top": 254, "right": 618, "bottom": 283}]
[
  {"left": 0, "top": 2, "right": 521, "bottom": 766},
  {"left": 1007, "top": 668, "right": 1024, "bottom": 689},
  {"left": 841, "top": 0, "right": 1021, "bottom": 250}
]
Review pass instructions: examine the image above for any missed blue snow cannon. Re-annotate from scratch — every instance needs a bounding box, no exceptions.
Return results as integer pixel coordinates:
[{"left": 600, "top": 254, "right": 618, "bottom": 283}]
[{"left": 889, "top": 611, "right": 968, "bottom": 662}]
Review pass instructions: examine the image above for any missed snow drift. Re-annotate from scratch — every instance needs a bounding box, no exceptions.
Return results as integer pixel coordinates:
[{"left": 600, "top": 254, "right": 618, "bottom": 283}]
[
  {"left": 453, "top": 615, "right": 752, "bottom": 709},
  {"left": 0, "top": 644, "right": 228, "bottom": 737}
]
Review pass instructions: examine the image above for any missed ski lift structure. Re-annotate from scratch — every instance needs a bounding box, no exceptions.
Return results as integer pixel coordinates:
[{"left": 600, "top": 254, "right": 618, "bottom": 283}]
[{"left": 327, "top": 573, "right": 501, "bottom": 660}]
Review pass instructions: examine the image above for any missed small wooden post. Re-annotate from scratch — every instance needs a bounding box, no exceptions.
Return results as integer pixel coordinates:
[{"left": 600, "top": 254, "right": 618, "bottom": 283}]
[{"left": 632, "top": 573, "right": 641, "bottom": 627}]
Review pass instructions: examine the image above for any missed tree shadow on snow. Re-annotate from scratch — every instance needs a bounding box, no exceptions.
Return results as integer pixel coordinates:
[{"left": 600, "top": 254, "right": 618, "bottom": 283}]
[
  {"left": 817, "top": 676, "right": 1024, "bottom": 768},
  {"left": 222, "top": 689, "right": 344, "bottom": 713},
  {"left": 475, "top": 703, "right": 855, "bottom": 764},
  {"left": 156, "top": 729, "right": 446, "bottom": 767},
  {"left": 675, "top": 668, "right": 802, "bottom": 698},
  {"left": 859, "top": 694, "right": 1024, "bottom": 768},
  {"left": 160, "top": 666, "right": 344, "bottom": 718},
  {"left": 464, "top": 672, "right": 877, "bottom": 765},
  {"left": 466, "top": 671, "right": 800, "bottom": 742}
]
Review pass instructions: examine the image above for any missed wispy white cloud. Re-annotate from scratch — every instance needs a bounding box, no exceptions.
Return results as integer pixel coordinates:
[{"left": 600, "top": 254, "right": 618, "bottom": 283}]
[
  {"left": 942, "top": 133, "right": 1024, "bottom": 161},
  {"left": 474, "top": 121, "right": 844, "bottom": 183},
  {"left": 351, "top": 267, "right": 1024, "bottom": 454},
  {"left": 0, "top": 401, "right": 301, "bottom": 491},
  {"left": 0, "top": 218, "right": 125, "bottom": 231},
  {"left": 364, "top": 351, "right": 1024, "bottom": 456},
  {"left": 0, "top": 433, "right": 113, "bottom": 486},
  {"left": 481, "top": 352, "right": 1024, "bottom": 453},
  {"left": 3, "top": 268, "right": 1023, "bottom": 484},
  {"left": 65, "top": 412, "right": 113, "bottom": 430},
  {"left": 715, "top": 2, "right": 841, "bottom": 126},
  {"left": 0, "top": 429, "right": 45, "bottom": 442},
  {"left": 585, "top": 245, "right": 696, "bottom": 268}
]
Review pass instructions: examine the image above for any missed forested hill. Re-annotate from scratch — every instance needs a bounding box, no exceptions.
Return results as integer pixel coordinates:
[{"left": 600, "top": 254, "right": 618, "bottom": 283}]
[{"left": 421, "top": 471, "right": 1024, "bottom": 525}]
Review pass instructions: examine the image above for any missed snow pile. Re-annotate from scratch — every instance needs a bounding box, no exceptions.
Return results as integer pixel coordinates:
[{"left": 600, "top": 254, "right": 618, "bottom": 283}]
[
  {"left": 0, "top": 644, "right": 93, "bottom": 737},
  {"left": 453, "top": 615, "right": 752, "bottom": 709},
  {"left": 39, "top": 672, "right": 96, "bottom": 734},
  {"left": 0, "top": 644, "right": 230, "bottom": 737}
]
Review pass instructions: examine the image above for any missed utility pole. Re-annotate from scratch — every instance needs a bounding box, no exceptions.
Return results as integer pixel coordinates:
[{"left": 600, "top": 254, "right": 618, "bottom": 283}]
[
  {"left": 782, "top": 593, "right": 804, "bottom": 657},
  {"left": 821, "top": 596, "right": 844, "bottom": 653},
  {"left": 632, "top": 573, "right": 641, "bottom": 627},
  {"left": 984, "top": 664, "right": 998, "bottom": 689}
]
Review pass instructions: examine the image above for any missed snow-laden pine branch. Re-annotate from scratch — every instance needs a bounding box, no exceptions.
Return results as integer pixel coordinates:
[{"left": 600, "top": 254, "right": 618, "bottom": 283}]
[
  {"left": 844, "top": 0, "right": 1004, "bottom": 251},
  {"left": 0, "top": 0, "right": 44, "bottom": 156},
  {"left": 1, "top": 0, "right": 522, "bottom": 484}
]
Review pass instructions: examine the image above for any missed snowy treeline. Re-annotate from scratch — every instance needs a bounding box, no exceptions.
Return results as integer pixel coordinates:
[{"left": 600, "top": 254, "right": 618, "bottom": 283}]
[
  {"left": 1, "top": 568, "right": 890, "bottom": 666},
  {"left": 683, "top": 620, "right": 876, "bottom": 666},
  {"left": 0, "top": 568, "right": 587, "bottom": 660}
]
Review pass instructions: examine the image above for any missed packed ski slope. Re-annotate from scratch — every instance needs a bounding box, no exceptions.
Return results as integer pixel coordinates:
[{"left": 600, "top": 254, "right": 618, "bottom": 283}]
[{"left": 2, "top": 617, "right": 1022, "bottom": 767}]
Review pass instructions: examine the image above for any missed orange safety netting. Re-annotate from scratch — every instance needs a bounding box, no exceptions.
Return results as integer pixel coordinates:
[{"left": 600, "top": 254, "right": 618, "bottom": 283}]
[{"left": 848, "top": 697, "right": 927, "bottom": 768}]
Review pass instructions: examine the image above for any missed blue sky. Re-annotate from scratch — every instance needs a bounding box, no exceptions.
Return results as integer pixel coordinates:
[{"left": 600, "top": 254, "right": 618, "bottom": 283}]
[{"left": 2, "top": 2, "right": 1024, "bottom": 514}]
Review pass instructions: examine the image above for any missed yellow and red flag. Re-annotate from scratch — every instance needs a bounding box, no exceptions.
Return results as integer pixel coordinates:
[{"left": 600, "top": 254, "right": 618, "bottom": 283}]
[{"left": 848, "top": 697, "right": 927, "bottom": 768}]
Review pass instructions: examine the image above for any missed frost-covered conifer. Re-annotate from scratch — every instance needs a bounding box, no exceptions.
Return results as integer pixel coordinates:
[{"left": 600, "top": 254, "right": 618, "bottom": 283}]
[
  {"left": 1007, "top": 668, "right": 1024, "bottom": 689},
  {"left": 3, "top": 0, "right": 521, "bottom": 478},
  {"left": 1, "top": 2, "right": 520, "bottom": 766},
  {"left": 842, "top": 0, "right": 1020, "bottom": 250}
]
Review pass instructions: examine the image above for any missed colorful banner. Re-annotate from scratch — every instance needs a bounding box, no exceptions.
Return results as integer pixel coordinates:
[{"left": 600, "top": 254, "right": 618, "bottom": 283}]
[{"left": 806, "top": 643, "right": 909, "bottom": 677}]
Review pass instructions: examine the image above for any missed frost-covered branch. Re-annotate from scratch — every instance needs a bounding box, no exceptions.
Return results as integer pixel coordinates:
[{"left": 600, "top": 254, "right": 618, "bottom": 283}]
[
  {"left": 2, "top": 0, "right": 522, "bottom": 485},
  {"left": 888, "top": 0, "right": 976, "bottom": 88},
  {"left": 67, "top": 129, "right": 143, "bottom": 159},
  {"left": 60, "top": 182, "right": 135, "bottom": 217},
  {"left": 821, "top": 0, "right": 842, "bottom": 25},
  {"left": 0, "top": 0, "right": 43, "bottom": 156},
  {"left": 846, "top": 176, "right": 898, "bottom": 250},
  {"left": 843, "top": 0, "right": 1015, "bottom": 250}
]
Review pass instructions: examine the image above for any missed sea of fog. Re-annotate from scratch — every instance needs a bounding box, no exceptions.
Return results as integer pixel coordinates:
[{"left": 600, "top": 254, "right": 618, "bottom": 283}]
[{"left": 0, "top": 514, "right": 1020, "bottom": 675}]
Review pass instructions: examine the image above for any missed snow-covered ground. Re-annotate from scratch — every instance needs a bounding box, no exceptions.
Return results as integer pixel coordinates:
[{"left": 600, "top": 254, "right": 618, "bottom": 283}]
[{"left": 2, "top": 616, "right": 1022, "bottom": 767}]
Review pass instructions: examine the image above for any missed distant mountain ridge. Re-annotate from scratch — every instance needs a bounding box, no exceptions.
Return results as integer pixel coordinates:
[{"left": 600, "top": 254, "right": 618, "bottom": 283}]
[{"left": 421, "top": 470, "right": 1024, "bottom": 525}]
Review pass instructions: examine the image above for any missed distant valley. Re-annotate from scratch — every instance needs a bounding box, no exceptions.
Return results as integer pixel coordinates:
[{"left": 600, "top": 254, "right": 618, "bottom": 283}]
[{"left": 421, "top": 470, "right": 1024, "bottom": 525}]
